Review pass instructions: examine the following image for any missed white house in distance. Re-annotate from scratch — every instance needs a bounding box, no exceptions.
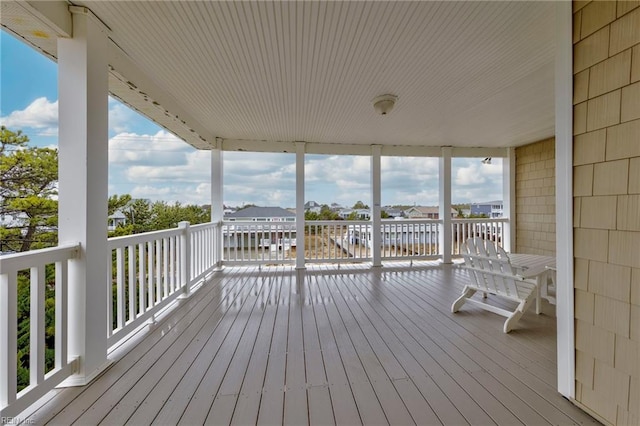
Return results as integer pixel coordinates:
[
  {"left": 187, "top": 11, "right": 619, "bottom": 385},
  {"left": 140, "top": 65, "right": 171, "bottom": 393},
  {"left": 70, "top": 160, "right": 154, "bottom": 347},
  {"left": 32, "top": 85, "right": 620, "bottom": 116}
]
[
  {"left": 107, "top": 210, "right": 126, "bottom": 231},
  {"left": 303, "top": 201, "right": 322, "bottom": 214},
  {"left": 470, "top": 200, "right": 504, "bottom": 218},
  {"left": 225, "top": 206, "right": 295, "bottom": 222},
  {"left": 223, "top": 206, "right": 296, "bottom": 250},
  {"left": 403, "top": 206, "right": 457, "bottom": 219},
  {"left": 337, "top": 208, "right": 371, "bottom": 220}
]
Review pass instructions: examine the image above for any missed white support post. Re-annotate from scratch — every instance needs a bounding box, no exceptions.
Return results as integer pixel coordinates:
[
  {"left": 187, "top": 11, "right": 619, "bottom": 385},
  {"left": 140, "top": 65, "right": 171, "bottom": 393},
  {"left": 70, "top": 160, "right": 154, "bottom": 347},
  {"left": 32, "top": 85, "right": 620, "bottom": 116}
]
[
  {"left": 439, "top": 147, "right": 453, "bottom": 264},
  {"left": 0, "top": 273, "right": 17, "bottom": 407},
  {"left": 502, "top": 147, "right": 516, "bottom": 252},
  {"left": 371, "top": 145, "right": 382, "bottom": 267},
  {"left": 179, "top": 221, "right": 191, "bottom": 298},
  {"left": 211, "top": 145, "right": 224, "bottom": 269},
  {"left": 295, "top": 142, "right": 306, "bottom": 269},
  {"left": 57, "top": 6, "right": 110, "bottom": 386},
  {"left": 555, "top": 0, "right": 575, "bottom": 399}
]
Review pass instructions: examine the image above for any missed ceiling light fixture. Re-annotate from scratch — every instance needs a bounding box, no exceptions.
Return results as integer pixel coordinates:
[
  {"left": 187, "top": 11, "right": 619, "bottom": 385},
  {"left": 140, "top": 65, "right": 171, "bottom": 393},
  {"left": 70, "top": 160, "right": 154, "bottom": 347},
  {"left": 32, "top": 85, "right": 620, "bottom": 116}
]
[
  {"left": 372, "top": 94, "right": 398, "bottom": 115},
  {"left": 482, "top": 157, "right": 492, "bottom": 164}
]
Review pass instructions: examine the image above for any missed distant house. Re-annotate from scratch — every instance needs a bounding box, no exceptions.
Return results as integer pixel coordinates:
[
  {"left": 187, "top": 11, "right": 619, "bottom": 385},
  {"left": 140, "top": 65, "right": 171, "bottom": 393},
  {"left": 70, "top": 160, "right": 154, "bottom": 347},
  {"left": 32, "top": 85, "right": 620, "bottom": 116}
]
[
  {"left": 470, "top": 200, "right": 504, "bottom": 218},
  {"left": 330, "top": 203, "right": 344, "bottom": 211},
  {"left": 338, "top": 208, "right": 370, "bottom": 220},
  {"left": 225, "top": 206, "right": 295, "bottom": 222},
  {"left": 304, "top": 201, "right": 322, "bottom": 214},
  {"left": 108, "top": 210, "right": 127, "bottom": 231},
  {"left": 382, "top": 206, "right": 403, "bottom": 218},
  {"left": 224, "top": 206, "right": 296, "bottom": 250},
  {"left": 403, "top": 206, "right": 456, "bottom": 219}
]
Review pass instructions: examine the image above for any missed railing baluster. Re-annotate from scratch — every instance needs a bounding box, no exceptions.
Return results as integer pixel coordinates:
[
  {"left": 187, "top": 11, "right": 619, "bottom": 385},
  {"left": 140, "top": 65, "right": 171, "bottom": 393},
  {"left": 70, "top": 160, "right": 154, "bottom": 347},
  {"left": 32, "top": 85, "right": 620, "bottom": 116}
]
[
  {"left": 155, "top": 240, "right": 162, "bottom": 301},
  {"left": 169, "top": 236, "right": 175, "bottom": 294},
  {"left": 128, "top": 245, "right": 136, "bottom": 322},
  {"left": 147, "top": 241, "right": 155, "bottom": 308},
  {"left": 55, "top": 260, "right": 68, "bottom": 370},
  {"left": 107, "top": 249, "right": 113, "bottom": 337},
  {"left": 0, "top": 271, "right": 18, "bottom": 407},
  {"left": 116, "top": 247, "right": 125, "bottom": 329},
  {"left": 30, "top": 265, "right": 45, "bottom": 385},
  {"left": 163, "top": 238, "right": 169, "bottom": 298},
  {"left": 138, "top": 243, "right": 146, "bottom": 314}
]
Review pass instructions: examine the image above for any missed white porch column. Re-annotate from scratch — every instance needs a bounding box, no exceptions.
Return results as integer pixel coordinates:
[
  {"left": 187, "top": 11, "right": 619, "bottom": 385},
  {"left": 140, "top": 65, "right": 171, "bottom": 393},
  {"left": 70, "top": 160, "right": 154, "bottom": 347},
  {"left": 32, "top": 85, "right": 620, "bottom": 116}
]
[
  {"left": 439, "top": 147, "right": 453, "bottom": 264},
  {"left": 211, "top": 145, "right": 224, "bottom": 268},
  {"left": 555, "top": 0, "right": 575, "bottom": 399},
  {"left": 502, "top": 147, "right": 516, "bottom": 252},
  {"left": 295, "top": 142, "right": 306, "bottom": 269},
  {"left": 58, "top": 6, "right": 110, "bottom": 385},
  {"left": 371, "top": 145, "right": 382, "bottom": 267}
]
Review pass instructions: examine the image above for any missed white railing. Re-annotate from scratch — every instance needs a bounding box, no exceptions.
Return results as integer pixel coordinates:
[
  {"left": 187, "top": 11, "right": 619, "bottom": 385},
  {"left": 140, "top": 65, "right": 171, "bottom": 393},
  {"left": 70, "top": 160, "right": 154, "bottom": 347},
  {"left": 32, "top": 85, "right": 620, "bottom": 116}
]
[
  {"left": 305, "top": 220, "right": 372, "bottom": 263},
  {"left": 0, "top": 216, "right": 510, "bottom": 418},
  {"left": 381, "top": 219, "right": 441, "bottom": 260},
  {"left": 222, "top": 221, "right": 296, "bottom": 265},
  {"left": 190, "top": 222, "right": 220, "bottom": 280},
  {"left": 451, "top": 218, "right": 508, "bottom": 254},
  {"left": 219, "top": 218, "right": 509, "bottom": 264},
  {"left": 0, "top": 244, "right": 80, "bottom": 418},
  {"left": 107, "top": 221, "right": 218, "bottom": 346}
]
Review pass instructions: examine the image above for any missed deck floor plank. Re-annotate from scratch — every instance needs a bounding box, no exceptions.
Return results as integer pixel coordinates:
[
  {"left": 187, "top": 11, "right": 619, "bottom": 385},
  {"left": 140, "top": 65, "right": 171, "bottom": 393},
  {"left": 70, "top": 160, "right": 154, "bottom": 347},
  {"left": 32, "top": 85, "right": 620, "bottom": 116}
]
[
  {"left": 317, "top": 271, "right": 415, "bottom": 425},
  {"left": 177, "top": 273, "right": 270, "bottom": 425},
  {"left": 230, "top": 266, "right": 288, "bottom": 425},
  {"left": 28, "top": 263, "right": 600, "bottom": 426},
  {"left": 47, "top": 267, "right": 249, "bottom": 425},
  {"left": 125, "top": 268, "right": 270, "bottom": 425}
]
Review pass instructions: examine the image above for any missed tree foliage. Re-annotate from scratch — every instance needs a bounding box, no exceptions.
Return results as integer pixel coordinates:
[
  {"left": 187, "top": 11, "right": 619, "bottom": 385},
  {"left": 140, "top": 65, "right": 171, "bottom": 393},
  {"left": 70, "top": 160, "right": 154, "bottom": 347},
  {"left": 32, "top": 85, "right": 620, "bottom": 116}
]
[
  {"left": 0, "top": 126, "right": 58, "bottom": 252},
  {"left": 352, "top": 200, "right": 369, "bottom": 209},
  {"left": 108, "top": 197, "right": 210, "bottom": 236}
]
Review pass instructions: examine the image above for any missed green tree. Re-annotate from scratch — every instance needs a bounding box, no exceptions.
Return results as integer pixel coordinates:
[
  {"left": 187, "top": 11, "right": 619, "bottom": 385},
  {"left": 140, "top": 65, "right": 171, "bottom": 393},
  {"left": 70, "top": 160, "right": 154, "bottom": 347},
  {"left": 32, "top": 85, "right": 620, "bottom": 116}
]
[
  {"left": 0, "top": 126, "right": 58, "bottom": 252},
  {"left": 123, "top": 198, "right": 153, "bottom": 233},
  {"left": 318, "top": 204, "right": 340, "bottom": 220},
  {"left": 108, "top": 194, "right": 132, "bottom": 215},
  {"left": 352, "top": 200, "right": 369, "bottom": 209},
  {"left": 304, "top": 210, "right": 319, "bottom": 221}
]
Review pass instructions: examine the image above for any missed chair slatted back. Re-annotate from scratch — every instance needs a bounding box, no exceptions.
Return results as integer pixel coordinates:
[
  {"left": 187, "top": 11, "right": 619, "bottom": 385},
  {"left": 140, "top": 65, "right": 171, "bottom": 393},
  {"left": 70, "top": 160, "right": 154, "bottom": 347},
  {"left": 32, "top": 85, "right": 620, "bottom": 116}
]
[{"left": 462, "top": 237, "right": 521, "bottom": 299}]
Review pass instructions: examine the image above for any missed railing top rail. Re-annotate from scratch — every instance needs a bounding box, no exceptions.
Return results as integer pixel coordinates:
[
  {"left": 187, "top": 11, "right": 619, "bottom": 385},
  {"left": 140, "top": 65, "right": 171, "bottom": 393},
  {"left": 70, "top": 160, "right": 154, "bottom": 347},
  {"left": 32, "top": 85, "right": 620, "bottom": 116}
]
[
  {"left": 381, "top": 218, "right": 442, "bottom": 224},
  {"left": 190, "top": 221, "right": 218, "bottom": 231},
  {"left": 223, "top": 221, "right": 295, "bottom": 225},
  {"left": 107, "top": 226, "right": 184, "bottom": 249},
  {"left": 0, "top": 243, "right": 80, "bottom": 274},
  {"left": 452, "top": 218, "right": 509, "bottom": 223},
  {"left": 305, "top": 220, "right": 369, "bottom": 226}
]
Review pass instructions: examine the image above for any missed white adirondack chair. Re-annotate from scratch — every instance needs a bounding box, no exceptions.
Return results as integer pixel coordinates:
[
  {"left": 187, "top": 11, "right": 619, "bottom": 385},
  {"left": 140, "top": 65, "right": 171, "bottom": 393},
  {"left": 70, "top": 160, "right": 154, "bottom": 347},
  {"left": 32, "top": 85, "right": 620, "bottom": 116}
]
[{"left": 451, "top": 237, "right": 541, "bottom": 333}]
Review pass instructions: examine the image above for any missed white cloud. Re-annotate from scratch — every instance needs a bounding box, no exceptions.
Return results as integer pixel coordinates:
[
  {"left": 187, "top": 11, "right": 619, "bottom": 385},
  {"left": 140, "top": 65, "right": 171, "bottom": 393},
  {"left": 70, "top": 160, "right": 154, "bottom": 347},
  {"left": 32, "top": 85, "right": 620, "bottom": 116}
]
[
  {"left": 109, "top": 130, "right": 193, "bottom": 165},
  {"left": 1, "top": 97, "right": 58, "bottom": 135},
  {"left": 125, "top": 149, "right": 211, "bottom": 182},
  {"left": 109, "top": 103, "right": 137, "bottom": 134}
]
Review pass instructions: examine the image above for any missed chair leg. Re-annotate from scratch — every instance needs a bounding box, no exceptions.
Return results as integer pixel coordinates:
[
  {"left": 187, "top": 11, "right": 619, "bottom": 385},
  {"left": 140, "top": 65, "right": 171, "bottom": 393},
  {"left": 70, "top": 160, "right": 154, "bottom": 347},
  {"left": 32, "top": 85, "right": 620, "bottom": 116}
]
[
  {"left": 451, "top": 287, "right": 476, "bottom": 313},
  {"left": 503, "top": 297, "right": 533, "bottom": 333}
]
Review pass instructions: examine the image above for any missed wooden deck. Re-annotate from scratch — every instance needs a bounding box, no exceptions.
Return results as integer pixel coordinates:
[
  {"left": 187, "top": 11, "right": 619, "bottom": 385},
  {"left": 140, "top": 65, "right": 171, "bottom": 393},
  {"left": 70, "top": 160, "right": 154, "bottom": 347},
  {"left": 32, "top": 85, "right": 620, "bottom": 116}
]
[{"left": 24, "top": 262, "right": 597, "bottom": 425}]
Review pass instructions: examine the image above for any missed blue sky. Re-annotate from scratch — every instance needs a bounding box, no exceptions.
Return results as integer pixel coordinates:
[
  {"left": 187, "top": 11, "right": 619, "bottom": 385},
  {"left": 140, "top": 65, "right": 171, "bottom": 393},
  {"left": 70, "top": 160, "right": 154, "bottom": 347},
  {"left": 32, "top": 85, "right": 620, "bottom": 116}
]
[{"left": 1, "top": 29, "right": 503, "bottom": 208}]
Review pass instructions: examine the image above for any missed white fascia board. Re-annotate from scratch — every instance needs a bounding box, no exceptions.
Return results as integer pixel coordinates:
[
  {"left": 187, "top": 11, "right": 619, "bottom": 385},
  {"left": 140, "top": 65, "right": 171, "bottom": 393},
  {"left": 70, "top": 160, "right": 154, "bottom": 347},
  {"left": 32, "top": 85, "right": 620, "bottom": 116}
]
[
  {"left": 221, "top": 140, "right": 510, "bottom": 157},
  {"left": 107, "top": 42, "right": 216, "bottom": 149}
]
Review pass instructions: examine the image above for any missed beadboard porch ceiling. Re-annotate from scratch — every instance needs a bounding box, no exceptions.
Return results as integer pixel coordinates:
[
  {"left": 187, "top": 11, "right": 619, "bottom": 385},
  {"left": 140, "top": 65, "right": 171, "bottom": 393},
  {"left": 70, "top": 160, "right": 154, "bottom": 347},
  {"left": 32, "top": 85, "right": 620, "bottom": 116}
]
[{"left": 2, "top": 1, "right": 556, "bottom": 151}]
